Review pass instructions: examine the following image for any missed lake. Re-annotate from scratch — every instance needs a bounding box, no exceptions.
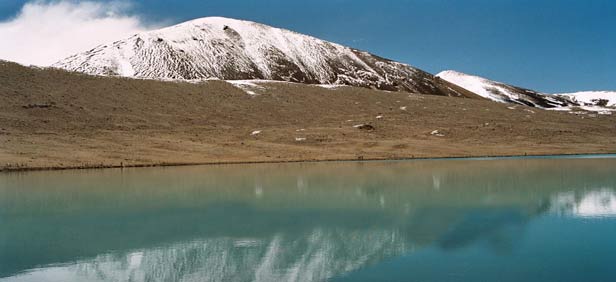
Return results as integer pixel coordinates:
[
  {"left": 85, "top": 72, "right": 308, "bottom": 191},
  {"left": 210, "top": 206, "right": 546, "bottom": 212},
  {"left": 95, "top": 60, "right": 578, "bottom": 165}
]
[{"left": 1, "top": 156, "right": 616, "bottom": 282}]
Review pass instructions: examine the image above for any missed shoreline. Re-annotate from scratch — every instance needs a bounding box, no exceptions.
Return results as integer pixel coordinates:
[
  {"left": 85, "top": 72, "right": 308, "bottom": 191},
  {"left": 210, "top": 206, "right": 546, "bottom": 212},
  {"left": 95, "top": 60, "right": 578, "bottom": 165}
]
[{"left": 3, "top": 152, "right": 615, "bottom": 173}]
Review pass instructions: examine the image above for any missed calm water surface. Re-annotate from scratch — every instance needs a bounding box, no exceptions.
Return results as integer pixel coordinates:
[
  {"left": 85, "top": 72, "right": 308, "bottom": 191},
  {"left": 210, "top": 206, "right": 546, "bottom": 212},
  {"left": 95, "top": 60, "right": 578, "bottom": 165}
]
[{"left": 1, "top": 157, "right": 616, "bottom": 282}]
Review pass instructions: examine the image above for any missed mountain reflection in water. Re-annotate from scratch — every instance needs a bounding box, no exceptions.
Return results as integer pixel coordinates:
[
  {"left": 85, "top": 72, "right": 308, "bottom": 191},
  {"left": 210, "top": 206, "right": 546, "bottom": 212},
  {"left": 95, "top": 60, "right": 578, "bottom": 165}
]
[{"left": 1, "top": 157, "right": 616, "bottom": 282}]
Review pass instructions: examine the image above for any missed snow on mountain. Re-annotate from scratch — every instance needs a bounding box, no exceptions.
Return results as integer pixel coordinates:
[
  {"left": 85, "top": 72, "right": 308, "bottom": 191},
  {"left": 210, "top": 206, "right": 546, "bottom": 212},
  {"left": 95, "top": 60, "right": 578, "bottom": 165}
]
[
  {"left": 53, "top": 17, "right": 467, "bottom": 96},
  {"left": 437, "top": 70, "right": 616, "bottom": 112}
]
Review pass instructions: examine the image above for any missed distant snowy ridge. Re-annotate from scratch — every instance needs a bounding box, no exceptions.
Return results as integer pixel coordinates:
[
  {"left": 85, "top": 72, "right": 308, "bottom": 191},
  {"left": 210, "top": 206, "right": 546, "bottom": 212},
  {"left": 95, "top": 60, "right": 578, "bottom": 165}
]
[
  {"left": 437, "top": 70, "right": 615, "bottom": 111},
  {"left": 436, "top": 70, "right": 573, "bottom": 108},
  {"left": 53, "top": 17, "right": 467, "bottom": 96},
  {"left": 555, "top": 91, "right": 616, "bottom": 108}
]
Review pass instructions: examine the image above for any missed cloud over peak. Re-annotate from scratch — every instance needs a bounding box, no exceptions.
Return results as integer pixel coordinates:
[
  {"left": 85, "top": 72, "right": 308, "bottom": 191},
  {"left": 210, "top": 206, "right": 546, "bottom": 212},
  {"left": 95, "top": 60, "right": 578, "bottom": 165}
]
[{"left": 0, "top": 1, "right": 155, "bottom": 66}]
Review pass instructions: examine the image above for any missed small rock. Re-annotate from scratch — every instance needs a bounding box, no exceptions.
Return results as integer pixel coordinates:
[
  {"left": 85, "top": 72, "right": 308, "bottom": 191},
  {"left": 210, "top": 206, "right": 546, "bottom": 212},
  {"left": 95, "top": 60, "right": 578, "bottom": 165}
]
[
  {"left": 354, "top": 124, "right": 375, "bottom": 131},
  {"left": 430, "top": 130, "right": 445, "bottom": 137},
  {"left": 22, "top": 103, "right": 53, "bottom": 109},
  {"left": 251, "top": 130, "right": 262, "bottom": 136}
]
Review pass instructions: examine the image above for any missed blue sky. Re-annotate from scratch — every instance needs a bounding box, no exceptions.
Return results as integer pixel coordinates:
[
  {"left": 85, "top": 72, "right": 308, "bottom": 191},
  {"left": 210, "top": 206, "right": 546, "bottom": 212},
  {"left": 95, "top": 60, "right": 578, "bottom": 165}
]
[{"left": 1, "top": 0, "right": 614, "bottom": 92}]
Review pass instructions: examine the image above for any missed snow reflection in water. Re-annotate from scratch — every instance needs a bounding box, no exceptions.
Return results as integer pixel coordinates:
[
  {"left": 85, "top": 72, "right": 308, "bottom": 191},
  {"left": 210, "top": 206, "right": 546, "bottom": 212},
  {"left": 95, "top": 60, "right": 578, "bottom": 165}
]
[{"left": 551, "top": 189, "right": 616, "bottom": 218}]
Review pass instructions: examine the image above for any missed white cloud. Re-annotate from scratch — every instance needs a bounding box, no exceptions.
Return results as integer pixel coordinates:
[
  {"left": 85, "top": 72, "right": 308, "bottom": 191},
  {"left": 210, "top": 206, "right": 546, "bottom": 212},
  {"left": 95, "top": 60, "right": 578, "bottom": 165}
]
[{"left": 0, "top": 0, "right": 155, "bottom": 66}]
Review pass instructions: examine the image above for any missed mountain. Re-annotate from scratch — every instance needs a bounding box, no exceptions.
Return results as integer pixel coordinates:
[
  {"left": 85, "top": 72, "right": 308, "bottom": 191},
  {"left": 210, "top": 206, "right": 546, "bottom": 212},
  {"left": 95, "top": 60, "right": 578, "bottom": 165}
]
[
  {"left": 53, "top": 17, "right": 470, "bottom": 97},
  {"left": 436, "top": 70, "right": 616, "bottom": 111}
]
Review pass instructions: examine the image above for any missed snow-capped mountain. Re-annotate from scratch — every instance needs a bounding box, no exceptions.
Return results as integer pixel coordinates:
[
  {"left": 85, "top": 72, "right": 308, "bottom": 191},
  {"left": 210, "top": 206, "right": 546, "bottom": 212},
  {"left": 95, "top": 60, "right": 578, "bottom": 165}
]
[
  {"left": 437, "top": 70, "right": 616, "bottom": 111},
  {"left": 53, "top": 17, "right": 467, "bottom": 96}
]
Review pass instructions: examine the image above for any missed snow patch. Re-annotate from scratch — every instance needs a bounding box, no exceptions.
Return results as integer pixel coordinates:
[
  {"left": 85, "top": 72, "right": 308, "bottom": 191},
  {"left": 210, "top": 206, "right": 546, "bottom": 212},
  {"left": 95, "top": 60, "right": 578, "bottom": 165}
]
[
  {"left": 228, "top": 80, "right": 265, "bottom": 96},
  {"left": 317, "top": 84, "right": 344, "bottom": 89}
]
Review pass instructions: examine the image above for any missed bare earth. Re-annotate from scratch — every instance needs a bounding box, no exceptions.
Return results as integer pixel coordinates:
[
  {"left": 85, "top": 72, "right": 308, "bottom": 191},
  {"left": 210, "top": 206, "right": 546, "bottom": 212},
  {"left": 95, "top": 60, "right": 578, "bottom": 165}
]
[{"left": 1, "top": 61, "right": 615, "bottom": 171}]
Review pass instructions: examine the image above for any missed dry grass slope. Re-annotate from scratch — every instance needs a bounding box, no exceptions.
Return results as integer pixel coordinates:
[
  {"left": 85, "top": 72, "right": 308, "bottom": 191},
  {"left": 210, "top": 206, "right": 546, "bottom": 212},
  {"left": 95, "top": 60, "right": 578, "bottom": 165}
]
[{"left": 1, "top": 61, "right": 615, "bottom": 171}]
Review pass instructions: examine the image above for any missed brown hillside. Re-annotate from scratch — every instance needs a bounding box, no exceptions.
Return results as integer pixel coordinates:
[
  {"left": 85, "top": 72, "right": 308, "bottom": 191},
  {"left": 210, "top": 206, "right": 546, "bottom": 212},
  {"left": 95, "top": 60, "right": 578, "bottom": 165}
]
[{"left": 1, "top": 61, "right": 615, "bottom": 170}]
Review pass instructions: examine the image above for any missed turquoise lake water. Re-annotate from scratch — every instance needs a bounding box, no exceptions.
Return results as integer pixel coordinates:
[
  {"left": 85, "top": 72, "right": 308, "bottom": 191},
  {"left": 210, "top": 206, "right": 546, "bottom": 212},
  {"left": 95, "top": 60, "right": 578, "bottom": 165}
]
[{"left": 1, "top": 156, "right": 616, "bottom": 281}]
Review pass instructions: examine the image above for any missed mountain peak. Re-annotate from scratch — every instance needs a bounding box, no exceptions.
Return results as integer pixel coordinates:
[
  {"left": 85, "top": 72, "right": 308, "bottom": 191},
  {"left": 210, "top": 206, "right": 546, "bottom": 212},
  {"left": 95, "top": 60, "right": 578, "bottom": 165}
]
[
  {"left": 52, "top": 17, "right": 468, "bottom": 96},
  {"left": 170, "top": 16, "right": 270, "bottom": 31},
  {"left": 436, "top": 70, "right": 467, "bottom": 77}
]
